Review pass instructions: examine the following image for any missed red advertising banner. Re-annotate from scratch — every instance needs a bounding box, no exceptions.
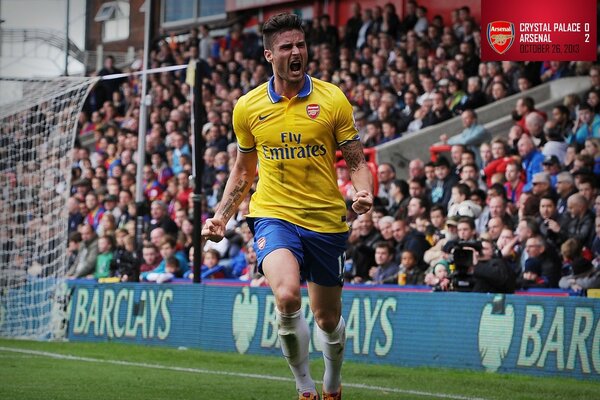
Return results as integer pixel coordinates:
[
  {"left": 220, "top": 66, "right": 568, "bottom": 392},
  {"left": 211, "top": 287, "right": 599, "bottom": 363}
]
[{"left": 481, "top": 0, "right": 597, "bottom": 61}]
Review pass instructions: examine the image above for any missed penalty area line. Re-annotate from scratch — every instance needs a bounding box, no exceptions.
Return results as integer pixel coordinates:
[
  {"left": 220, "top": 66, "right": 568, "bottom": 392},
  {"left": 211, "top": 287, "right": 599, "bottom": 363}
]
[{"left": 0, "top": 346, "right": 488, "bottom": 400}]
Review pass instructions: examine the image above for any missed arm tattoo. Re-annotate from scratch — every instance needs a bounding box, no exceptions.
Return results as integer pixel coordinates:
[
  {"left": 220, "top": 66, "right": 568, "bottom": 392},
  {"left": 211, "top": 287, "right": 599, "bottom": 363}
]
[
  {"left": 340, "top": 141, "right": 367, "bottom": 173},
  {"left": 218, "top": 180, "right": 250, "bottom": 221}
]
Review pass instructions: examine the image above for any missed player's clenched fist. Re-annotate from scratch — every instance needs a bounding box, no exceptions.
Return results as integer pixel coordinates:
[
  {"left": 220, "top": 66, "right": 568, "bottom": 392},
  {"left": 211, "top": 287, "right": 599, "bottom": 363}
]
[
  {"left": 352, "top": 190, "right": 373, "bottom": 215},
  {"left": 201, "top": 218, "right": 226, "bottom": 242}
]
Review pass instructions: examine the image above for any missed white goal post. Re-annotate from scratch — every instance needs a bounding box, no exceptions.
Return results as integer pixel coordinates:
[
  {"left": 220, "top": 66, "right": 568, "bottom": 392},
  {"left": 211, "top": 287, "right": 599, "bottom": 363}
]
[{"left": 0, "top": 77, "right": 97, "bottom": 339}]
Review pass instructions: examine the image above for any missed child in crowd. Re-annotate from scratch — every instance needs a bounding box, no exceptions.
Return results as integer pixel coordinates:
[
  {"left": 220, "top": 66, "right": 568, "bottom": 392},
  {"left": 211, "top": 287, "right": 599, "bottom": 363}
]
[
  {"left": 230, "top": 242, "right": 254, "bottom": 279},
  {"left": 93, "top": 235, "right": 114, "bottom": 279},
  {"left": 184, "top": 248, "right": 226, "bottom": 280},
  {"left": 560, "top": 238, "right": 581, "bottom": 276},
  {"left": 399, "top": 249, "right": 425, "bottom": 285},
  {"left": 201, "top": 248, "right": 226, "bottom": 279},
  {"left": 559, "top": 257, "right": 600, "bottom": 292},
  {"left": 425, "top": 260, "right": 451, "bottom": 291},
  {"left": 147, "top": 256, "right": 180, "bottom": 284},
  {"left": 165, "top": 256, "right": 181, "bottom": 279}
]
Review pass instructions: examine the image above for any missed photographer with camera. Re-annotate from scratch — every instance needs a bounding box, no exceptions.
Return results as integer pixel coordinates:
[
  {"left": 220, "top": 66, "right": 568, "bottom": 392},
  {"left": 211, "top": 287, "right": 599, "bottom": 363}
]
[
  {"left": 442, "top": 216, "right": 479, "bottom": 291},
  {"left": 443, "top": 231, "right": 516, "bottom": 293},
  {"left": 471, "top": 236, "right": 517, "bottom": 293}
]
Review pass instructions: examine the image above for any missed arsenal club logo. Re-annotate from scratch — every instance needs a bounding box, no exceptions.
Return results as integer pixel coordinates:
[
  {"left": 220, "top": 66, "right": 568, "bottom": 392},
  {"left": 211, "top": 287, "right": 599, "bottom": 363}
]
[
  {"left": 257, "top": 237, "right": 266, "bottom": 250},
  {"left": 487, "top": 21, "right": 515, "bottom": 55},
  {"left": 306, "top": 104, "right": 320, "bottom": 119}
]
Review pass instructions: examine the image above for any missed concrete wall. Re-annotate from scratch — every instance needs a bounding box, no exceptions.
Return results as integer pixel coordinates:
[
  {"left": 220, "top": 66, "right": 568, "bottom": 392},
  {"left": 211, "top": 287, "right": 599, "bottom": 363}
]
[{"left": 376, "top": 77, "right": 590, "bottom": 179}]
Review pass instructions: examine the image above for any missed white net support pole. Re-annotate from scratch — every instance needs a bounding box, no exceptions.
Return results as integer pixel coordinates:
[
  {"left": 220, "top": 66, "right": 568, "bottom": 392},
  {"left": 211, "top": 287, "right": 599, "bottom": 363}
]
[{"left": 0, "top": 77, "right": 98, "bottom": 339}]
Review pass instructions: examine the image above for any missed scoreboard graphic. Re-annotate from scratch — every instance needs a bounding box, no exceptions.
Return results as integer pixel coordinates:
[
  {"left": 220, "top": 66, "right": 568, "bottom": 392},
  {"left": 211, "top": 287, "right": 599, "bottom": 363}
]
[{"left": 482, "top": 0, "right": 597, "bottom": 61}]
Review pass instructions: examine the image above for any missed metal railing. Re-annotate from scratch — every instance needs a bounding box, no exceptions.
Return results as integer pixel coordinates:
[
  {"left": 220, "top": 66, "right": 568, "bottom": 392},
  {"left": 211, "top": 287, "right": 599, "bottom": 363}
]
[
  {"left": 1, "top": 28, "right": 85, "bottom": 63},
  {"left": 0, "top": 28, "right": 135, "bottom": 73}
]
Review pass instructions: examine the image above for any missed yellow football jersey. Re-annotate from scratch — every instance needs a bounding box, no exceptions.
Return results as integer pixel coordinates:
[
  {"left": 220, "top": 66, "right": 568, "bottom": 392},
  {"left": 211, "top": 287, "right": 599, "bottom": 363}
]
[{"left": 233, "top": 74, "right": 359, "bottom": 233}]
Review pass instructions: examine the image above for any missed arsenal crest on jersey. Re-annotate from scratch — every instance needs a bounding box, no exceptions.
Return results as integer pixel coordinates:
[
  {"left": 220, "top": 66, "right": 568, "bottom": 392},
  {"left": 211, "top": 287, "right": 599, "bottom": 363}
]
[
  {"left": 306, "top": 104, "right": 320, "bottom": 119},
  {"left": 257, "top": 237, "right": 266, "bottom": 250},
  {"left": 487, "top": 21, "right": 515, "bottom": 55}
]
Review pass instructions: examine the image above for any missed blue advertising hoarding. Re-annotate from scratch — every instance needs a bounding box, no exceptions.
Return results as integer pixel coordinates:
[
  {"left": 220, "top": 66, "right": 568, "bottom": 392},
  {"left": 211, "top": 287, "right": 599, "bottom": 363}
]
[{"left": 66, "top": 281, "right": 600, "bottom": 380}]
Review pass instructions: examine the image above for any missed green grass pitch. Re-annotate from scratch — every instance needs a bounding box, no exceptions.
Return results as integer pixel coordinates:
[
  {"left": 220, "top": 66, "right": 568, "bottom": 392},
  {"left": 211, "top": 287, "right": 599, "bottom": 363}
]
[{"left": 0, "top": 339, "right": 598, "bottom": 399}]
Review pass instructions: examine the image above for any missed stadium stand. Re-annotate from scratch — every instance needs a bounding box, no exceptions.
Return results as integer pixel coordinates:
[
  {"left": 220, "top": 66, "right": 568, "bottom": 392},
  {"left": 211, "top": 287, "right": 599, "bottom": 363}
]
[{"left": 65, "top": 2, "right": 600, "bottom": 297}]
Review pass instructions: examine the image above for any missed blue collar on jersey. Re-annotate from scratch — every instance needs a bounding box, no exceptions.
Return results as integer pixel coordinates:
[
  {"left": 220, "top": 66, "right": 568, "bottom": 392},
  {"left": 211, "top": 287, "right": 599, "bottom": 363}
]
[{"left": 267, "top": 74, "right": 313, "bottom": 103}]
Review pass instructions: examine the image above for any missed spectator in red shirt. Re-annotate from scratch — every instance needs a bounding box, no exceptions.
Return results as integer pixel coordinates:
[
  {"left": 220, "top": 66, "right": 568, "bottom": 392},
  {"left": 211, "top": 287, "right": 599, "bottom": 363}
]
[
  {"left": 484, "top": 143, "right": 518, "bottom": 187},
  {"left": 335, "top": 160, "right": 354, "bottom": 201},
  {"left": 175, "top": 171, "right": 193, "bottom": 210},
  {"left": 512, "top": 96, "right": 547, "bottom": 134},
  {"left": 504, "top": 161, "right": 525, "bottom": 205},
  {"left": 143, "top": 165, "right": 164, "bottom": 202},
  {"left": 140, "top": 243, "right": 162, "bottom": 274}
]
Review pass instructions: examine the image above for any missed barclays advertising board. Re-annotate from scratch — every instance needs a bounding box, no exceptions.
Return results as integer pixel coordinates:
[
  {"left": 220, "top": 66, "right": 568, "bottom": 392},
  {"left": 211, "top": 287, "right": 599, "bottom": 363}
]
[
  {"left": 66, "top": 281, "right": 600, "bottom": 380},
  {"left": 67, "top": 281, "right": 203, "bottom": 348}
]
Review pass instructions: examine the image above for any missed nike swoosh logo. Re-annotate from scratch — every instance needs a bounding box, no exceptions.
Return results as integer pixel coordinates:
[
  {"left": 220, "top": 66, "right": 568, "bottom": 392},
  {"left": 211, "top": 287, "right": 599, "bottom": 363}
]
[{"left": 258, "top": 113, "right": 273, "bottom": 121}]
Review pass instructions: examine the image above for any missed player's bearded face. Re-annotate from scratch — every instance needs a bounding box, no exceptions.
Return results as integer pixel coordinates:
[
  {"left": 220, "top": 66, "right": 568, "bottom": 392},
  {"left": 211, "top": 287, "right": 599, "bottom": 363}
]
[{"left": 267, "top": 30, "right": 307, "bottom": 83}]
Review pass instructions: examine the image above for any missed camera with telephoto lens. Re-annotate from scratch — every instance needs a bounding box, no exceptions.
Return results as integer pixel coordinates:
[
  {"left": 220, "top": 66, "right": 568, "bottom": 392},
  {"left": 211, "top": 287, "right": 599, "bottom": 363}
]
[{"left": 444, "top": 240, "right": 482, "bottom": 292}]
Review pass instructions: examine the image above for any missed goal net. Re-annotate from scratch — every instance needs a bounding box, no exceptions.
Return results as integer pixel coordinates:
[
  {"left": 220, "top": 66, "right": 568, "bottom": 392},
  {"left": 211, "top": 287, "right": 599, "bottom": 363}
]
[{"left": 0, "top": 77, "right": 97, "bottom": 339}]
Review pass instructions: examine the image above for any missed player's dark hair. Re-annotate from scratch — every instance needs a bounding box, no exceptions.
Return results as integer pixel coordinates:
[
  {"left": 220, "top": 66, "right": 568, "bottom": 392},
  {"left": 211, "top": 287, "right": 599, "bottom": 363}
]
[{"left": 262, "top": 13, "right": 304, "bottom": 50}]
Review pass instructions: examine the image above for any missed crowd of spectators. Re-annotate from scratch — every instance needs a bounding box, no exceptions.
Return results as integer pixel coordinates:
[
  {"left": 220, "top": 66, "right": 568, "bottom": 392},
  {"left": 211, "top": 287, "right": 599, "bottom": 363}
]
[{"left": 64, "top": 2, "right": 600, "bottom": 294}]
